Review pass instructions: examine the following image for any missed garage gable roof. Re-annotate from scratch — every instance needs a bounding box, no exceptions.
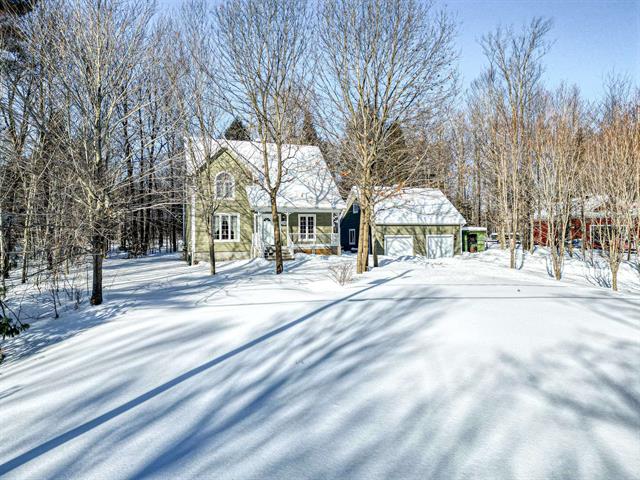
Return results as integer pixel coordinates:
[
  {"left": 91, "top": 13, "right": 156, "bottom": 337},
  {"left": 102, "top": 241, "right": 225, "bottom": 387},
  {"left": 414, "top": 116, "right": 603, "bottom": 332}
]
[{"left": 373, "top": 188, "right": 466, "bottom": 225}]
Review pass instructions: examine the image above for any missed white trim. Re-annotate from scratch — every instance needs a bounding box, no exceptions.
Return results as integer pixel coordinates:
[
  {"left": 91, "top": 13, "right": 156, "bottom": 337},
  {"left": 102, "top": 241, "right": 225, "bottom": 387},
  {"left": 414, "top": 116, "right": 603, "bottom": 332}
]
[
  {"left": 384, "top": 235, "right": 414, "bottom": 256},
  {"left": 349, "top": 229, "right": 356, "bottom": 245},
  {"left": 298, "top": 213, "right": 316, "bottom": 242},
  {"left": 214, "top": 171, "right": 235, "bottom": 200},
  {"left": 214, "top": 212, "right": 241, "bottom": 242},
  {"left": 426, "top": 234, "right": 455, "bottom": 258}
]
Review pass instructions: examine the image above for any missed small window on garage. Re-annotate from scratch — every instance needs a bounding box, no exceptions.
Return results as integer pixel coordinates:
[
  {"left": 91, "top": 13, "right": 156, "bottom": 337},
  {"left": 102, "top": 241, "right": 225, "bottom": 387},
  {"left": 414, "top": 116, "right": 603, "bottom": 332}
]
[{"left": 349, "top": 229, "right": 356, "bottom": 245}]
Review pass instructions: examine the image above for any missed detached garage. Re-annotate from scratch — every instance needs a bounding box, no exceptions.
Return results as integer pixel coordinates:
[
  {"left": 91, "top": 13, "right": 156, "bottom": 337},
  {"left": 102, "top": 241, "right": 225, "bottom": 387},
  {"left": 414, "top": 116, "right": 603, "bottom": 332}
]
[{"left": 372, "top": 188, "right": 466, "bottom": 258}]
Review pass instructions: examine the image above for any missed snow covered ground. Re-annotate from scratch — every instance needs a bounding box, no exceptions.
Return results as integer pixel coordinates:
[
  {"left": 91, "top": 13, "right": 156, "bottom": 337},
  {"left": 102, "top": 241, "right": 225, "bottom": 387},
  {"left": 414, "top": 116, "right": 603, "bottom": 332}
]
[{"left": 1, "top": 249, "right": 639, "bottom": 479}]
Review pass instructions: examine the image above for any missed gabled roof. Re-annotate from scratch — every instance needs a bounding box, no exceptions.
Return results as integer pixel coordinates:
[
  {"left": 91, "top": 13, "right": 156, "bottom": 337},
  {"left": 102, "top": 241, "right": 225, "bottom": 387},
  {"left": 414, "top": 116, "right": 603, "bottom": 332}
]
[
  {"left": 187, "top": 139, "right": 345, "bottom": 211},
  {"left": 343, "top": 186, "right": 466, "bottom": 226},
  {"left": 536, "top": 195, "right": 639, "bottom": 220}
]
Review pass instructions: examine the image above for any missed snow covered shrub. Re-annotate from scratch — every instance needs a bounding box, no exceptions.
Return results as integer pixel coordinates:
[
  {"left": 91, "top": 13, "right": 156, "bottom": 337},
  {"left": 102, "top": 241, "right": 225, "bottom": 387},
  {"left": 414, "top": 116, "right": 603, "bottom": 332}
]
[{"left": 328, "top": 262, "right": 354, "bottom": 286}]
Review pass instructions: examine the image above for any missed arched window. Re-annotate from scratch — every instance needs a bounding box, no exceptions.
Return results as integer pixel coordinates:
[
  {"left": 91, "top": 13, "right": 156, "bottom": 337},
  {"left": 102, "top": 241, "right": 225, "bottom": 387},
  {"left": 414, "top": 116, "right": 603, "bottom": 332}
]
[{"left": 215, "top": 172, "right": 234, "bottom": 199}]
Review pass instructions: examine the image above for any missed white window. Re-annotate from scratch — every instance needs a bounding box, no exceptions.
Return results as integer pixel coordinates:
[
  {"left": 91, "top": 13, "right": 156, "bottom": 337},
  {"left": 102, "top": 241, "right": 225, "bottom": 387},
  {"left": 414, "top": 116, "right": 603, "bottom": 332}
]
[
  {"left": 215, "top": 172, "right": 234, "bottom": 199},
  {"left": 299, "top": 214, "right": 316, "bottom": 241},
  {"left": 352, "top": 203, "right": 359, "bottom": 214},
  {"left": 349, "top": 229, "right": 356, "bottom": 245},
  {"left": 214, "top": 213, "right": 240, "bottom": 241}
]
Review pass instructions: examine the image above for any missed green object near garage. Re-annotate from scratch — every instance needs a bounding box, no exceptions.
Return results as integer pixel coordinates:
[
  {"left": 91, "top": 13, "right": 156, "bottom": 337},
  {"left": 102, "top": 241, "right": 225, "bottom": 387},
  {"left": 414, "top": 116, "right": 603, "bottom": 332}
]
[{"left": 462, "top": 227, "right": 487, "bottom": 253}]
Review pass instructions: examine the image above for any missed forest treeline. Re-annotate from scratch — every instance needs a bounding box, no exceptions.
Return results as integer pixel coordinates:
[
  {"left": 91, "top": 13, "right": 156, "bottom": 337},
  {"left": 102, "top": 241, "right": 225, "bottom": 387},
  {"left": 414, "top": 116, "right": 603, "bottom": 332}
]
[{"left": 0, "top": 0, "right": 638, "bottom": 350}]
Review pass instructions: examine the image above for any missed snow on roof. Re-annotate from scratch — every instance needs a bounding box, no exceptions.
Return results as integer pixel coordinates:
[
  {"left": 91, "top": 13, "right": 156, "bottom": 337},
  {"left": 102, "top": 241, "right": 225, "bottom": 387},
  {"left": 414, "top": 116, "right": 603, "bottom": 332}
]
[
  {"left": 462, "top": 226, "right": 487, "bottom": 232},
  {"left": 188, "top": 139, "right": 345, "bottom": 211},
  {"left": 373, "top": 188, "right": 466, "bottom": 225},
  {"left": 536, "top": 195, "right": 639, "bottom": 220}
]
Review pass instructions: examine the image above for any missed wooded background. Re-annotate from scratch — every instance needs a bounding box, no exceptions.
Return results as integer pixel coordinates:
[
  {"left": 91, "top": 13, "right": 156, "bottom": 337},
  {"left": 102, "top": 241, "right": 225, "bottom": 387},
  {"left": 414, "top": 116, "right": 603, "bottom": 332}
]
[{"left": 0, "top": 0, "right": 637, "bottom": 339}]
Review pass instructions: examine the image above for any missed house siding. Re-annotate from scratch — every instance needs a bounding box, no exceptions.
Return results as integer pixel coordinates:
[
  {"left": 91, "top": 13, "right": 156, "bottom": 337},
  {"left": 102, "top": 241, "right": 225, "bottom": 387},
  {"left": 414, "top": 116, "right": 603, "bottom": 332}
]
[
  {"left": 340, "top": 203, "right": 361, "bottom": 253},
  {"left": 187, "top": 151, "right": 254, "bottom": 261},
  {"left": 187, "top": 150, "right": 343, "bottom": 262},
  {"left": 373, "top": 224, "right": 462, "bottom": 256}
]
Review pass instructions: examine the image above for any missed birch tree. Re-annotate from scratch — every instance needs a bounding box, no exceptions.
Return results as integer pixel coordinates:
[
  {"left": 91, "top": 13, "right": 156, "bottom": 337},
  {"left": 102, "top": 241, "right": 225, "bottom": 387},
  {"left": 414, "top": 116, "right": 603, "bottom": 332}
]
[
  {"left": 479, "top": 17, "right": 552, "bottom": 268},
  {"left": 532, "top": 85, "right": 584, "bottom": 279},
  {"left": 586, "top": 85, "right": 639, "bottom": 291}
]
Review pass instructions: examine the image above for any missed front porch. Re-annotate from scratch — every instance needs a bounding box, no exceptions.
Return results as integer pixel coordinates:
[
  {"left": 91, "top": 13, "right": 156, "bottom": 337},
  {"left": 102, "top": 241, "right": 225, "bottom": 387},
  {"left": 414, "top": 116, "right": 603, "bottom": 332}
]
[{"left": 251, "top": 210, "right": 341, "bottom": 259}]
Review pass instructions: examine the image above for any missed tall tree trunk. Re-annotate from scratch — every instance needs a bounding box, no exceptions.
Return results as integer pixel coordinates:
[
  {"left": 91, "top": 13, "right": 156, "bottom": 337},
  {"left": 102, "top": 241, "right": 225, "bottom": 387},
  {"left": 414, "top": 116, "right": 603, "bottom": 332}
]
[
  {"left": 20, "top": 181, "right": 36, "bottom": 284},
  {"left": 372, "top": 227, "right": 378, "bottom": 268},
  {"left": 509, "top": 233, "right": 516, "bottom": 269},
  {"left": 270, "top": 195, "right": 283, "bottom": 274},
  {"left": 0, "top": 209, "right": 6, "bottom": 288},
  {"left": 90, "top": 233, "right": 104, "bottom": 305},
  {"left": 20, "top": 223, "right": 29, "bottom": 284},
  {"left": 357, "top": 206, "right": 370, "bottom": 274},
  {"left": 529, "top": 215, "right": 535, "bottom": 253},
  {"left": 208, "top": 231, "right": 216, "bottom": 275}
]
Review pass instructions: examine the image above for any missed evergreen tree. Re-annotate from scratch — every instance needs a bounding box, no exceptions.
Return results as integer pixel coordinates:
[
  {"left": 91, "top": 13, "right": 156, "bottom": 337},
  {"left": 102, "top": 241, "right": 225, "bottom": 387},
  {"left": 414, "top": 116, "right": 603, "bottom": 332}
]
[
  {"left": 0, "top": 0, "right": 35, "bottom": 57},
  {"left": 300, "top": 109, "right": 321, "bottom": 146},
  {"left": 223, "top": 117, "right": 251, "bottom": 141}
]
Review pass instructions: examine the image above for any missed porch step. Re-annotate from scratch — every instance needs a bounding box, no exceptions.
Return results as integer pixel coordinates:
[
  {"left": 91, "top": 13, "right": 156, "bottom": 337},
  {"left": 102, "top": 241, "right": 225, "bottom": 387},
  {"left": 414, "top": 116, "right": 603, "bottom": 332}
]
[
  {"left": 264, "top": 254, "right": 295, "bottom": 261},
  {"left": 263, "top": 247, "right": 294, "bottom": 261}
]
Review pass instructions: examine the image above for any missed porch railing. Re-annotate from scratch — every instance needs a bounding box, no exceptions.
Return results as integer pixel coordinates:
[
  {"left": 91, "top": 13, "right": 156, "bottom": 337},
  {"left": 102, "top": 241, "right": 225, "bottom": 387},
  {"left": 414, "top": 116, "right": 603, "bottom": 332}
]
[
  {"left": 288, "top": 232, "right": 339, "bottom": 247},
  {"left": 251, "top": 232, "right": 264, "bottom": 258}
]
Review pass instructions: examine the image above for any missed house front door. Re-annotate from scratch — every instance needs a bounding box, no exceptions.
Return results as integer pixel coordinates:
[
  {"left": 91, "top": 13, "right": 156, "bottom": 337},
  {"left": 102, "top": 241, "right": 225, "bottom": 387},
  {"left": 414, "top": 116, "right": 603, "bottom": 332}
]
[{"left": 261, "top": 215, "right": 275, "bottom": 246}]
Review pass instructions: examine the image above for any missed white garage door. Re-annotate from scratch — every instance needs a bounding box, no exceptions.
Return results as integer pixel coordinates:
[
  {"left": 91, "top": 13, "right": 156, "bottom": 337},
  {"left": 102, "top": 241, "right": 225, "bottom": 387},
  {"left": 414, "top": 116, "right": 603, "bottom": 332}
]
[
  {"left": 427, "top": 235, "right": 454, "bottom": 258},
  {"left": 384, "top": 235, "right": 414, "bottom": 256}
]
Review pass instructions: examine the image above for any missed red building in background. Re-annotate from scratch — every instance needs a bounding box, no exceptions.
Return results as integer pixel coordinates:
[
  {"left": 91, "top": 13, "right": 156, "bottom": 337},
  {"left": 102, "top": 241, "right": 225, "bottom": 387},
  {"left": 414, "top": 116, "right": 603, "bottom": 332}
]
[{"left": 533, "top": 196, "right": 638, "bottom": 250}]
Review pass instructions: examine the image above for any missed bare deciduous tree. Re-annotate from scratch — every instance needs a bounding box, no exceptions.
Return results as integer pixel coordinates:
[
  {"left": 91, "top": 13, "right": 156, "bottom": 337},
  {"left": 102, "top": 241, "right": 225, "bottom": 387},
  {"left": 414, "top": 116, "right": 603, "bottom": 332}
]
[
  {"left": 212, "top": 0, "right": 313, "bottom": 274},
  {"left": 479, "top": 17, "right": 552, "bottom": 268},
  {"left": 32, "top": 0, "right": 154, "bottom": 305},
  {"left": 586, "top": 82, "right": 639, "bottom": 291},
  {"left": 317, "top": 0, "right": 457, "bottom": 273},
  {"left": 532, "top": 85, "right": 584, "bottom": 279}
]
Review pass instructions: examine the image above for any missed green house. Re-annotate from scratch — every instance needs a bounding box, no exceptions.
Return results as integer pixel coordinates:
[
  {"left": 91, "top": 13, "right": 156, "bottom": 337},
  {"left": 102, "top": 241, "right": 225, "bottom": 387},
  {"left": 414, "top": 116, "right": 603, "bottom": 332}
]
[
  {"left": 341, "top": 187, "right": 467, "bottom": 258},
  {"left": 462, "top": 226, "right": 487, "bottom": 253},
  {"left": 185, "top": 140, "right": 345, "bottom": 262}
]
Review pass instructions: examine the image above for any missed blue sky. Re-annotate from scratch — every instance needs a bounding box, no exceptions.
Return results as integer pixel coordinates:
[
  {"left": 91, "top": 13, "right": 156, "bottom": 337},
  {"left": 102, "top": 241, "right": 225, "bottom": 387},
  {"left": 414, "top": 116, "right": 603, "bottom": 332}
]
[
  {"left": 449, "top": 0, "right": 639, "bottom": 100},
  {"left": 156, "top": 0, "right": 639, "bottom": 100}
]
